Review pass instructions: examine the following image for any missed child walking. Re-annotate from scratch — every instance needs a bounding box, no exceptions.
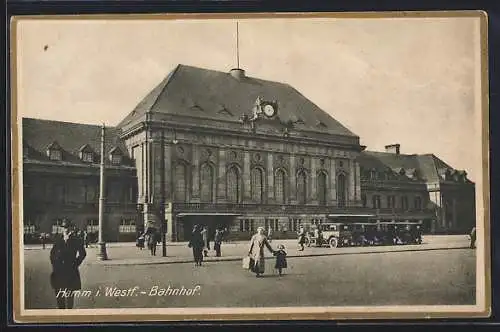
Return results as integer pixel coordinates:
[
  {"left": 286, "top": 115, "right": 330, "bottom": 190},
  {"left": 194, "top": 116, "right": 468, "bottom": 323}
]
[{"left": 274, "top": 244, "right": 288, "bottom": 276}]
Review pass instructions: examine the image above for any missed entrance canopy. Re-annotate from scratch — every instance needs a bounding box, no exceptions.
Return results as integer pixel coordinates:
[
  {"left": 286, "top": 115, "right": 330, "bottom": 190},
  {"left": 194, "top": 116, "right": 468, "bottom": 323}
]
[
  {"left": 327, "top": 214, "right": 376, "bottom": 218},
  {"left": 177, "top": 213, "right": 242, "bottom": 217}
]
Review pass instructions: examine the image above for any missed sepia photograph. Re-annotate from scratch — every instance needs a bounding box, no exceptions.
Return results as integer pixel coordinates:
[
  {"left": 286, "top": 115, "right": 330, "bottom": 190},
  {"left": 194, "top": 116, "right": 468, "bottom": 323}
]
[{"left": 11, "top": 12, "right": 490, "bottom": 322}]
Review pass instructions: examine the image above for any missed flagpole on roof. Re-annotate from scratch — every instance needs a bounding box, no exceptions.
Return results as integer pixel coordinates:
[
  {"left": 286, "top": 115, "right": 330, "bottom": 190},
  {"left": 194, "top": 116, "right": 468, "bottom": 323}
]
[
  {"left": 236, "top": 21, "right": 240, "bottom": 69},
  {"left": 97, "top": 123, "right": 108, "bottom": 260}
]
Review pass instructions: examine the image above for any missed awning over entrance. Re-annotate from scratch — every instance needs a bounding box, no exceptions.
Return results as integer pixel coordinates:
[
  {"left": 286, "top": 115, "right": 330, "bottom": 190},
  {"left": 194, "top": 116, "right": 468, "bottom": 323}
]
[{"left": 177, "top": 213, "right": 243, "bottom": 217}]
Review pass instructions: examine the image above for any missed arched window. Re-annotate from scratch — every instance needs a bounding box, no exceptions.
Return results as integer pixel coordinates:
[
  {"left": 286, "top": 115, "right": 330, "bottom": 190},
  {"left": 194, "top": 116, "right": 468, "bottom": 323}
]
[
  {"left": 275, "top": 169, "right": 287, "bottom": 204},
  {"left": 297, "top": 170, "right": 307, "bottom": 205},
  {"left": 337, "top": 173, "right": 347, "bottom": 208},
  {"left": 174, "top": 163, "right": 187, "bottom": 201},
  {"left": 251, "top": 168, "right": 264, "bottom": 203},
  {"left": 226, "top": 166, "right": 240, "bottom": 203},
  {"left": 318, "top": 172, "right": 327, "bottom": 206},
  {"left": 200, "top": 163, "right": 214, "bottom": 203}
]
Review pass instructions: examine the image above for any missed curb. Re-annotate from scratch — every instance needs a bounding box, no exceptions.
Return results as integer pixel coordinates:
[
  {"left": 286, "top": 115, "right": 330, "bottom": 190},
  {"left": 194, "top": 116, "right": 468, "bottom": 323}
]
[{"left": 90, "top": 245, "right": 471, "bottom": 267}]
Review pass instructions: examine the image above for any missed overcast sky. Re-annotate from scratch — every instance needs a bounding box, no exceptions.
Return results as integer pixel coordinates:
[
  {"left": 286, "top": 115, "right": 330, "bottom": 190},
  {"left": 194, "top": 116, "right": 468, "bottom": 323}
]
[{"left": 15, "top": 15, "right": 484, "bottom": 182}]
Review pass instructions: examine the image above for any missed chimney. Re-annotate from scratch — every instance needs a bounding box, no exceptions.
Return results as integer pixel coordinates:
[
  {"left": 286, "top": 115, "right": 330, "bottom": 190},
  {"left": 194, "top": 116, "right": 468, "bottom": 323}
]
[
  {"left": 385, "top": 144, "right": 400, "bottom": 155},
  {"left": 230, "top": 68, "right": 245, "bottom": 80}
]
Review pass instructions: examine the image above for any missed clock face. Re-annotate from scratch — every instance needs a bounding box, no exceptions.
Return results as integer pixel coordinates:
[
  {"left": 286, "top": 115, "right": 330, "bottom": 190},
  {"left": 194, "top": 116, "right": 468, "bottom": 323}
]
[{"left": 263, "top": 104, "right": 276, "bottom": 117}]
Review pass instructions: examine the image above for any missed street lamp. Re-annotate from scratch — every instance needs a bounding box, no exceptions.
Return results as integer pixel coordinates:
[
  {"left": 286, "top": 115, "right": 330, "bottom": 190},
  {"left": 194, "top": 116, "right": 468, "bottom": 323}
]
[{"left": 97, "top": 124, "right": 108, "bottom": 260}]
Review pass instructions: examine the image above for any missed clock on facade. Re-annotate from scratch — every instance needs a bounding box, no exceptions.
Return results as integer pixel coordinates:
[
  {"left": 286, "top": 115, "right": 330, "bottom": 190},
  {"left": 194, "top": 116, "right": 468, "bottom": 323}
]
[{"left": 263, "top": 104, "right": 276, "bottom": 118}]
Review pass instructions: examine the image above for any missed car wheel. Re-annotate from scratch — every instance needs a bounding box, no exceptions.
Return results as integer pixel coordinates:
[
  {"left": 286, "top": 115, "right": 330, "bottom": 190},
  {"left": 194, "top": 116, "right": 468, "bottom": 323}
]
[{"left": 329, "top": 237, "right": 338, "bottom": 248}]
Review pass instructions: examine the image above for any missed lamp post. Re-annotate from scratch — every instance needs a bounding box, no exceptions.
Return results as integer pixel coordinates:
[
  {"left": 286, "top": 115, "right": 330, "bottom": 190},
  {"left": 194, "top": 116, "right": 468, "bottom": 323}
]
[
  {"left": 160, "top": 129, "right": 167, "bottom": 257},
  {"left": 97, "top": 123, "right": 108, "bottom": 260}
]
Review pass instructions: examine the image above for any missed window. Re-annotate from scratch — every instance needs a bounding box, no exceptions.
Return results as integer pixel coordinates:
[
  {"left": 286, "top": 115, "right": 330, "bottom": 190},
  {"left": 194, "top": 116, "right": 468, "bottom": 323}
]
[
  {"left": 361, "top": 194, "right": 367, "bottom": 207},
  {"left": 387, "top": 195, "right": 396, "bottom": 209},
  {"left": 119, "top": 219, "right": 136, "bottom": 233},
  {"left": 288, "top": 218, "right": 301, "bottom": 232},
  {"left": 414, "top": 196, "right": 422, "bottom": 210},
  {"left": 337, "top": 174, "right": 347, "bottom": 207},
  {"left": 372, "top": 195, "right": 381, "bottom": 209},
  {"left": 49, "top": 149, "right": 62, "bottom": 161},
  {"left": 87, "top": 219, "right": 98, "bottom": 233},
  {"left": 297, "top": 170, "right": 307, "bottom": 205},
  {"left": 54, "top": 183, "right": 66, "bottom": 203},
  {"left": 52, "top": 219, "right": 65, "bottom": 234},
  {"left": 239, "top": 219, "right": 254, "bottom": 232},
  {"left": 370, "top": 170, "right": 377, "bottom": 180},
  {"left": 265, "top": 218, "right": 279, "bottom": 231},
  {"left": 251, "top": 168, "right": 264, "bottom": 203},
  {"left": 174, "top": 164, "right": 187, "bottom": 201},
  {"left": 85, "top": 184, "right": 97, "bottom": 202},
  {"left": 226, "top": 166, "right": 240, "bottom": 203},
  {"left": 111, "top": 154, "right": 122, "bottom": 165},
  {"left": 24, "top": 220, "right": 37, "bottom": 234},
  {"left": 200, "top": 163, "right": 214, "bottom": 203},
  {"left": 275, "top": 169, "right": 286, "bottom": 204},
  {"left": 82, "top": 152, "right": 93, "bottom": 163},
  {"left": 401, "top": 196, "right": 409, "bottom": 210},
  {"left": 318, "top": 172, "right": 327, "bottom": 206}
]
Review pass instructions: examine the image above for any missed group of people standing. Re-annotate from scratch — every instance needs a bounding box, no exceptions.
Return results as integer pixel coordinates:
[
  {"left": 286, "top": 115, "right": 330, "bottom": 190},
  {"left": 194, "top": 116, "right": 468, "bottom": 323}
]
[
  {"left": 136, "top": 228, "right": 161, "bottom": 256},
  {"left": 188, "top": 225, "right": 226, "bottom": 266}
]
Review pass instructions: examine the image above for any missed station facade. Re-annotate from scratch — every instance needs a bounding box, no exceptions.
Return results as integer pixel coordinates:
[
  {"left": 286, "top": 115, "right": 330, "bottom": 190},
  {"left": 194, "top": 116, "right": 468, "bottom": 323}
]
[{"left": 22, "top": 65, "right": 476, "bottom": 242}]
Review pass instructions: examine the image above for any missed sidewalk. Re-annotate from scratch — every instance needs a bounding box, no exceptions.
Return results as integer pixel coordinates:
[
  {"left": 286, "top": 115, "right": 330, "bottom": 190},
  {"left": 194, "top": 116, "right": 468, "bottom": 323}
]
[{"left": 74, "top": 235, "right": 471, "bottom": 266}]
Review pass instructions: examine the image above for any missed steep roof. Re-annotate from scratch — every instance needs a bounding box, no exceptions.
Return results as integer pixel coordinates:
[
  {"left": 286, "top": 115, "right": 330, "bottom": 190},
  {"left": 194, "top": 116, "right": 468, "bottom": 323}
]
[
  {"left": 22, "top": 118, "right": 132, "bottom": 167},
  {"left": 359, "top": 150, "right": 474, "bottom": 184},
  {"left": 118, "top": 64, "right": 358, "bottom": 138}
]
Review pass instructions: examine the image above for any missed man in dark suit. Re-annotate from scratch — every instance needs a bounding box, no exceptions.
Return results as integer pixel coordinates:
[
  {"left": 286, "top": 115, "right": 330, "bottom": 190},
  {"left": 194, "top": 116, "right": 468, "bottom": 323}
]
[
  {"left": 470, "top": 226, "right": 476, "bottom": 249},
  {"left": 50, "top": 220, "right": 87, "bottom": 309}
]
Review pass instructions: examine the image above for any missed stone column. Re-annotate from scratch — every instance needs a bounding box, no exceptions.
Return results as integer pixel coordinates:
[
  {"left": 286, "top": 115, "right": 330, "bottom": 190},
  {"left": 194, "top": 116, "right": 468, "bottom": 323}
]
[
  {"left": 191, "top": 145, "right": 200, "bottom": 202},
  {"left": 330, "top": 157, "right": 337, "bottom": 205},
  {"left": 243, "top": 151, "right": 251, "bottom": 202},
  {"left": 289, "top": 154, "right": 296, "bottom": 204},
  {"left": 164, "top": 145, "right": 172, "bottom": 201},
  {"left": 310, "top": 157, "right": 318, "bottom": 204},
  {"left": 267, "top": 153, "right": 274, "bottom": 203},
  {"left": 217, "top": 149, "right": 226, "bottom": 202},
  {"left": 349, "top": 159, "right": 356, "bottom": 203},
  {"left": 355, "top": 161, "right": 361, "bottom": 202}
]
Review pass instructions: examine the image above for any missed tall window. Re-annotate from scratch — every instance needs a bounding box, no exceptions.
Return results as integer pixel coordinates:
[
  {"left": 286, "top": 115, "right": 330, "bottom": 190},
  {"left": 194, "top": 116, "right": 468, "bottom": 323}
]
[
  {"left": 337, "top": 173, "right": 347, "bottom": 207},
  {"left": 414, "top": 196, "right": 422, "bottom": 210},
  {"left": 54, "top": 183, "right": 65, "bottom": 204},
  {"left": 372, "top": 195, "right": 381, "bottom": 209},
  {"left": 251, "top": 168, "right": 264, "bottom": 203},
  {"left": 361, "top": 194, "right": 367, "bottom": 207},
  {"left": 200, "top": 163, "right": 214, "bottom": 203},
  {"left": 174, "top": 163, "right": 187, "bottom": 201},
  {"left": 401, "top": 196, "right": 409, "bottom": 210},
  {"left": 275, "top": 169, "right": 286, "bottom": 204},
  {"left": 226, "top": 166, "right": 240, "bottom": 203},
  {"left": 318, "top": 172, "right": 327, "bottom": 206},
  {"left": 85, "top": 184, "right": 97, "bottom": 203},
  {"left": 387, "top": 195, "right": 396, "bottom": 208},
  {"left": 297, "top": 170, "right": 307, "bottom": 205}
]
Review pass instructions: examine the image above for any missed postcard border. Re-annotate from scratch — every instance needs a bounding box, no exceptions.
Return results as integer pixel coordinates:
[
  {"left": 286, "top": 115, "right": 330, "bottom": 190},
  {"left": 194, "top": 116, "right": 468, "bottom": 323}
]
[{"left": 10, "top": 10, "right": 491, "bottom": 323}]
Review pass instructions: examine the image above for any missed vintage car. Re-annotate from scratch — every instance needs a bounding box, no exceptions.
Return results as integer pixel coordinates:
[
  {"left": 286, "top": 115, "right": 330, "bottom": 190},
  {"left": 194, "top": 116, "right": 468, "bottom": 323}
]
[{"left": 305, "top": 222, "right": 353, "bottom": 248}]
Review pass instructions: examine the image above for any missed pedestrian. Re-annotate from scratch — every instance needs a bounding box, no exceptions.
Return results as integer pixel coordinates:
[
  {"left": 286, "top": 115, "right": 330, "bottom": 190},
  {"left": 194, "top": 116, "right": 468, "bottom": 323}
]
[
  {"left": 146, "top": 228, "right": 157, "bottom": 256},
  {"left": 201, "top": 226, "right": 210, "bottom": 257},
  {"left": 214, "top": 228, "right": 223, "bottom": 257},
  {"left": 273, "top": 244, "right": 288, "bottom": 276},
  {"left": 82, "top": 230, "right": 88, "bottom": 249},
  {"left": 297, "top": 225, "right": 306, "bottom": 251},
  {"left": 40, "top": 232, "right": 47, "bottom": 250},
  {"left": 49, "top": 220, "right": 87, "bottom": 309},
  {"left": 470, "top": 226, "right": 476, "bottom": 249},
  {"left": 267, "top": 226, "right": 273, "bottom": 243},
  {"left": 188, "top": 224, "right": 205, "bottom": 266},
  {"left": 136, "top": 230, "right": 145, "bottom": 250},
  {"left": 247, "top": 226, "right": 275, "bottom": 278}
]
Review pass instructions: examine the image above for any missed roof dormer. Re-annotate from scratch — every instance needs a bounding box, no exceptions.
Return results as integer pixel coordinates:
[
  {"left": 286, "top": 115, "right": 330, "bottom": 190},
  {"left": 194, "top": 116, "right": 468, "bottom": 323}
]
[
  {"left": 46, "top": 141, "right": 63, "bottom": 161},
  {"left": 79, "top": 144, "right": 95, "bottom": 163},
  {"left": 109, "top": 146, "right": 123, "bottom": 165}
]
